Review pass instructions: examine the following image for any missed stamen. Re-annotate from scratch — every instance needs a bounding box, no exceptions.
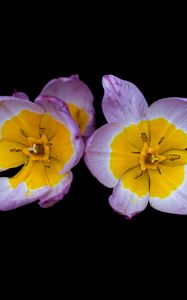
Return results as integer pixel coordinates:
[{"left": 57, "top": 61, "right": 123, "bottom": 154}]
[
  {"left": 141, "top": 132, "right": 148, "bottom": 142},
  {"left": 158, "top": 136, "right": 164, "bottom": 144},
  {"left": 46, "top": 143, "right": 53, "bottom": 146},
  {"left": 22, "top": 134, "right": 50, "bottom": 164},
  {"left": 39, "top": 127, "right": 46, "bottom": 136},
  {"left": 44, "top": 160, "right": 51, "bottom": 168},
  {"left": 157, "top": 167, "right": 161, "bottom": 174},
  {"left": 10, "top": 148, "right": 22, "bottom": 152},
  {"left": 167, "top": 154, "right": 180, "bottom": 161},
  {"left": 134, "top": 171, "right": 143, "bottom": 179},
  {"left": 20, "top": 129, "right": 28, "bottom": 137},
  {"left": 132, "top": 151, "right": 140, "bottom": 154}
]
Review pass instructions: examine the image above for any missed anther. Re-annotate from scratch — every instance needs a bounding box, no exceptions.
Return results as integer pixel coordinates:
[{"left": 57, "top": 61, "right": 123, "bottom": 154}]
[
  {"left": 44, "top": 161, "right": 51, "bottom": 168},
  {"left": 158, "top": 136, "right": 164, "bottom": 144},
  {"left": 10, "top": 148, "right": 22, "bottom": 152},
  {"left": 141, "top": 132, "right": 148, "bottom": 142},
  {"left": 134, "top": 171, "right": 143, "bottom": 179},
  {"left": 20, "top": 129, "right": 28, "bottom": 137},
  {"left": 132, "top": 151, "right": 140, "bottom": 154},
  {"left": 157, "top": 167, "right": 161, "bottom": 174},
  {"left": 167, "top": 154, "right": 180, "bottom": 161},
  {"left": 39, "top": 127, "right": 46, "bottom": 136}
]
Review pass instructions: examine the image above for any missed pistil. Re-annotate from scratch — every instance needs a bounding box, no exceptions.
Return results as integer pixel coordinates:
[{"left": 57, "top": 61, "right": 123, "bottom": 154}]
[
  {"left": 22, "top": 134, "right": 51, "bottom": 165},
  {"left": 139, "top": 133, "right": 166, "bottom": 171}
]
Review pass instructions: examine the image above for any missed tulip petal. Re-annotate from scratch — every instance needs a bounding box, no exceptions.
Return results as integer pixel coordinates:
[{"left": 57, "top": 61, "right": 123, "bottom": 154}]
[
  {"left": 0, "top": 157, "right": 72, "bottom": 210},
  {"left": 0, "top": 97, "right": 44, "bottom": 145},
  {"left": 147, "top": 117, "right": 187, "bottom": 153},
  {"left": 40, "top": 76, "right": 95, "bottom": 137},
  {"left": 148, "top": 97, "right": 187, "bottom": 134},
  {"left": 102, "top": 75, "right": 148, "bottom": 125},
  {"left": 109, "top": 166, "right": 149, "bottom": 219},
  {"left": 39, "top": 171, "right": 73, "bottom": 208},
  {"left": 0, "top": 140, "right": 26, "bottom": 171},
  {"left": 85, "top": 122, "right": 129, "bottom": 188},
  {"left": 149, "top": 164, "right": 187, "bottom": 214},
  {"left": 0, "top": 177, "right": 50, "bottom": 211},
  {"left": 12, "top": 91, "right": 29, "bottom": 100}
]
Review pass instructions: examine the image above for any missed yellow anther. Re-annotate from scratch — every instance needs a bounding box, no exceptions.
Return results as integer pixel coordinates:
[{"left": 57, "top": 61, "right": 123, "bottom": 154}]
[
  {"left": 167, "top": 154, "right": 180, "bottom": 161},
  {"left": 141, "top": 132, "right": 148, "bottom": 142}
]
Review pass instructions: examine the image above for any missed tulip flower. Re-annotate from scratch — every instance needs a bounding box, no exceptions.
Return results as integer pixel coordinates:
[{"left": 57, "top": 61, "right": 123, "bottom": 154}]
[
  {"left": 85, "top": 75, "right": 187, "bottom": 218},
  {"left": 0, "top": 94, "right": 84, "bottom": 210}
]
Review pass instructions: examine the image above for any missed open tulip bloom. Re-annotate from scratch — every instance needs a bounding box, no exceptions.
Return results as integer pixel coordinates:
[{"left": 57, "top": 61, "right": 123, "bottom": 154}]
[
  {"left": 85, "top": 75, "right": 187, "bottom": 218},
  {"left": 0, "top": 75, "right": 94, "bottom": 210}
]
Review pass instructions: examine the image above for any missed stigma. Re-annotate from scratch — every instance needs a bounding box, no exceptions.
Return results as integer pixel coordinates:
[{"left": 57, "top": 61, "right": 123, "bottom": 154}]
[
  {"left": 22, "top": 134, "right": 50, "bottom": 164},
  {"left": 28, "top": 143, "right": 45, "bottom": 155},
  {"left": 145, "top": 153, "right": 159, "bottom": 164}
]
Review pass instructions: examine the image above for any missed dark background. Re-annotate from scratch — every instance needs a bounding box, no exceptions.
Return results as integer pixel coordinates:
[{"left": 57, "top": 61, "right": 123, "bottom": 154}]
[{"left": 1, "top": 7, "right": 187, "bottom": 274}]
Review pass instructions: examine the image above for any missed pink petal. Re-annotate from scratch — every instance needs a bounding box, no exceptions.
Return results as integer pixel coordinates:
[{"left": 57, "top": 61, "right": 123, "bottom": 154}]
[
  {"left": 39, "top": 171, "right": 73, "bottom": 208},
  {"left": 12, "top": 91, "right": 29, "bottom": 100},
  {"left": 40, "top": 76, "right": 95, "bottom": 137},
  {"left": 102, "top": 75, "right": 148, "bottom": 125},
  {"left": 85, "top": 122, "right": 124, "bottom": 188},
  {"left": 0, "top": 97, "right": 44, "bottom": 128},
  {"left": 149, "top": 165, "right": 187, "bottom": 215},
  {"left": 109, "top": 167, "right": 149, "bottom": 219},
  {"left": 148, "top": 97, "right": 187, "bottom": 133},
  {"left": 0, "top": 177, "right": 50, "bottom": 211}
]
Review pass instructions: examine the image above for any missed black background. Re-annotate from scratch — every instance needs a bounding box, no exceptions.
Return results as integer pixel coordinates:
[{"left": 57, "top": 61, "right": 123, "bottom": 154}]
[{"left": 1, "top": 6, "right": 187, "bottom": 279}]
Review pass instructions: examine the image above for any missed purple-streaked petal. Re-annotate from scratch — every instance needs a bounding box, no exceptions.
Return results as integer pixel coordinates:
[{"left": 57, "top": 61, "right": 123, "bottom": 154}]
[
  {"left": 0, "top": 97, "right": 44, "bottom": 127},
  {"left": 40, "top": 75, "right": 93, "bottom": 113},
  {"left": 148, "top": 97, "right": 187, "bottom": 133},
  {"left": 12, "top": 91, "right": 29, "bottom": 100},
  {"left": 85, "top": 122, "right": 124, "bottom": 188},
  {"left": 109, "top": 166, "right": 149, "bottom": 219},
  {"left": 35, "top": 95, "right": 84, "bottom": 172},
  {"left": 0, "top": 177, "right": 50, "bottom": 211},
  {"left": 40, "top": 75, "right": 95, "bottom": 137},
  {"left": 0, "top": 97, "right": 44, "bottom": 145},
  {"left": 0, "top": 157, "right": 73, "bottom": 211},
  {"left": 102, "top": 75, "right": 148, "bottom": 125},
  {"left": 39, "top": 171, "right": 73, "bottom": 208}
]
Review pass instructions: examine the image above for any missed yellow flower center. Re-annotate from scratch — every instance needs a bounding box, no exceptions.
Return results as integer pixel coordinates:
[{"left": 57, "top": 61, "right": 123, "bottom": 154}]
[
  {"left": 22, "top": 134, "right": 51, "bottom": 167},
  {"left": 145, "top": 153, "right": 158, "bottom": 164},
  {"left": 139, "top": 135, "right": 166, "bottom": 172},
  {"left": 0, "top": 109, "right": 75, "bottom": 193},
  {"left": 29, "top": 143, "right": 45, "bottom": 155},
  {"left": 110, "top": 118, "right": 187, "bottom": 198}
]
